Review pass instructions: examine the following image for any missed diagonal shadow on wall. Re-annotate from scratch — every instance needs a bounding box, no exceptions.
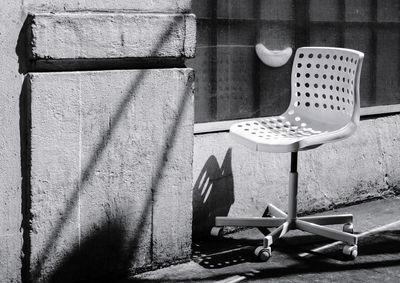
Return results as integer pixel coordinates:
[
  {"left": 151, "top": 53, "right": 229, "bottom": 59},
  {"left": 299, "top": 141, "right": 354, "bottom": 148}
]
[
  {"left": 192, "top": 148, "right": 235, "bottom": 239},
  {"left": 18, "top": 14, "right": 194, "bottom": 282},
  {"left": 46, "top": 77, "right": 192, "bottom": 282}
]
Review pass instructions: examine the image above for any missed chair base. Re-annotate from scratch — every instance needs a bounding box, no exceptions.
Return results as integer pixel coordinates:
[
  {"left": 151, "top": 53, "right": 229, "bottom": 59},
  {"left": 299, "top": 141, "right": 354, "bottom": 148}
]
[
  {"left": 213, "top": 203, "right": 358, "bottom": 260},
  {"left": 212, "top": 152, "right": 358, "bottom": 261}
]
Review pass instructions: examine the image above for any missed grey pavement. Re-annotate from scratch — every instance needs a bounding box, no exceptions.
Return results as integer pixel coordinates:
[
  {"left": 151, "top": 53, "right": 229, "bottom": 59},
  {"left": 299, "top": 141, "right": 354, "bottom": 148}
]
[{"left": 126, "top": 197, "right": 400, "bottom": 282}]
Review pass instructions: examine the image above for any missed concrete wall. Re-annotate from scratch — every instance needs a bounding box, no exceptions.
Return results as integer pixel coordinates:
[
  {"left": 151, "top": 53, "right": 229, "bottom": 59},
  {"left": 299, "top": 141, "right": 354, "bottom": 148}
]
[
  {"left": 193, "top": 115, "right": 400, "bottom": 235},
  {"left": 1, "top": 1, "right": 195, "bottom": 282},
  {"left": 25, "top": 5, "right": 195, "bottom": 283},
  {"left": 0, "top": 1, "right": 25, "bottom": 282},
  {"left": 28, "top": 70, "right": 193, "bottom": 282}
]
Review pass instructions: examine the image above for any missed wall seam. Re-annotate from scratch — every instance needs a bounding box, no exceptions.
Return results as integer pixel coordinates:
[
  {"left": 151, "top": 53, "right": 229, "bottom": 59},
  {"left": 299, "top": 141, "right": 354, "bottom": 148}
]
[{"left": 78, "top": 74, "right": 82, "bottom": 250}]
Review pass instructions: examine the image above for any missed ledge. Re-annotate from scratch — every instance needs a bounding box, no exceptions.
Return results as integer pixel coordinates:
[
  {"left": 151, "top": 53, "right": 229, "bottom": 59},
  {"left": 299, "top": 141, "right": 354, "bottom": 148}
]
[
  {"left": 24, "top": 0, "right": 192, "bottom": 13},
  {"left": 29, "top": 13, "right": 196, "bottom": 60}
]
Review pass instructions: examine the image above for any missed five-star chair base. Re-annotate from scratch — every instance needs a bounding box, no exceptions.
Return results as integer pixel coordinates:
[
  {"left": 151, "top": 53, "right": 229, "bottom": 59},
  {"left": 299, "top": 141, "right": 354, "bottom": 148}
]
[{"left": 211, "top": 152, "right": 358, "bottom": 261}]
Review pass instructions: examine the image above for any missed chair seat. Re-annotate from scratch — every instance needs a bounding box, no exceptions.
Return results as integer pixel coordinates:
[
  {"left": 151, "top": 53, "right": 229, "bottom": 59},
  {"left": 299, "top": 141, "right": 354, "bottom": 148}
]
[{"left": 229, "top": 115, "right": 355, "bottom": 153}]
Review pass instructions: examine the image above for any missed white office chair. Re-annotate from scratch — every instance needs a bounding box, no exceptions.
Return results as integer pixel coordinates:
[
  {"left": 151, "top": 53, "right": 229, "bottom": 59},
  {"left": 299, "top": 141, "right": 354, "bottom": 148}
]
[{"left": 212, "top": 47, "right": 364, "bottom": 260}]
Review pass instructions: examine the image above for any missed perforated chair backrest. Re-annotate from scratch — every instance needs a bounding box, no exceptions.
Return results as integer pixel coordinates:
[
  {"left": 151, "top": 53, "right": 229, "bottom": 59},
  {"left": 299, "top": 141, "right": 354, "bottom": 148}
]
[{"left": 289, "top": 47, "right": 364, "bottom": 129}]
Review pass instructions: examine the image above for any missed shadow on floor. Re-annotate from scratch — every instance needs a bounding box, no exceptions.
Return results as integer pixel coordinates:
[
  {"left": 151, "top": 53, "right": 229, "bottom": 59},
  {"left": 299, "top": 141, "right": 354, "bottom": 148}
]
[
  {"left": 191, "top": 229, "right": 400, "bottom": 273},
  {"left": 124, "top": 229, "right": 400, "bottom": 282},
  {"left": 192, "top": 237, "right": 262, "bottom": 269},
  {"left": 243, "top": 229, "right": 400, "bottom": 281}
]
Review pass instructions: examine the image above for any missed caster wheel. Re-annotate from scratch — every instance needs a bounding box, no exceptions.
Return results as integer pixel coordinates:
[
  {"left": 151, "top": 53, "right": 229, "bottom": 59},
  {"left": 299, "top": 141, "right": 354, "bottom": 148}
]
[
  {"left": 343, "top": 245, "right": 358, "bottom": 259},
  {"left": 210, "top": 227, "right": 223, "bottom": 238},
  {"left": 255, "top": 246, "right": 271, "bottom": 262},
  {"left": 343, "top": 223, "right": 354, "bottom": 234}
]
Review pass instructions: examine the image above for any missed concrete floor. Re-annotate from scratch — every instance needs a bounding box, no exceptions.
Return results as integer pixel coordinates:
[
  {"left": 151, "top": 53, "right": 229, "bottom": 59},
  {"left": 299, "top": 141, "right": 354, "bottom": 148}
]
[{"left": 127, "top": 197, "right": 400, "bottom": 282}]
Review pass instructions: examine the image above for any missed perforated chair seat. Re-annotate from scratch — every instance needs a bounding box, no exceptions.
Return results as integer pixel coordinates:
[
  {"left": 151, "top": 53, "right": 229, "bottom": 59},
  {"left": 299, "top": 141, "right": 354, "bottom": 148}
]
[
  {"left": 230, "top": 47, "right": 363, "bottom": 153},
  {"left": 230, "top": 115, "right": 357, "bottom": 152}
]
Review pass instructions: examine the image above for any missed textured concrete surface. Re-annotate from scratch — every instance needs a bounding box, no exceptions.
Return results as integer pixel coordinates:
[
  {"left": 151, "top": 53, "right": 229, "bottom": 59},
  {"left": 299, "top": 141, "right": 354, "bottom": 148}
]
[
  {"left": 29, "top": 69, "right": 194, "bottom": 282},
  {"left": 128, "top": 197, "right": 400, "bottom": 282},
  {"left": 0, "top": 1, "right": 24, "bottom": 282},
  {"left": 1, "top": 1, "right": 194, "bottom": 282},
  {"left": 193, "top": 115, "right": 400, "bottom": 235},
  {"left": 30, "top": 13, "right": 196, "bottom": 60},
  {"left": 0, "top": 235, "right": 23, "bottom": 283},
  {"left": 24, "top": 0, "right": 192, "bottom": 13}
]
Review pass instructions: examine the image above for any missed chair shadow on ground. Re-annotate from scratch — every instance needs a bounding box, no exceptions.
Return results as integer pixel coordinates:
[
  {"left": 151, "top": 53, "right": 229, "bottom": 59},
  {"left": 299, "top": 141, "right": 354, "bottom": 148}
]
[
  {"left": 246, "top": 229, "right": 400, "bottom": 281},
  {"left": 192, "top": 237, "right": 262, "bottom": 269},
  {"left": 192, "top": 148, "right": 235, "bottom": 240},
  {"left": 125, "top": 230, "right": 400, "bottom": 282},
  {"left": 191, "top": 228, "right": 400, "bottom": 276}
]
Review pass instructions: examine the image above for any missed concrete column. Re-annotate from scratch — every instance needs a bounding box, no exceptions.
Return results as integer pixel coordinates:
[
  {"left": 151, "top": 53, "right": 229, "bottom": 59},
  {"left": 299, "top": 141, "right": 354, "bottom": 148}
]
[
  {"left": 20, "top": 2, "right": 196, "bottom": 282},
  {"left": 28, "top": 69, "right": 194, "bottom": 282}
]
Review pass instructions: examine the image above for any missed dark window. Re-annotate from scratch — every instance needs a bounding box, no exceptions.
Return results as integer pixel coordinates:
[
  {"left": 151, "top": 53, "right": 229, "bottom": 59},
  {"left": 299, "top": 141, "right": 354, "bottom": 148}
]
[{"left": 188, "top": 0, "right": 400, "bottom": 124}]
